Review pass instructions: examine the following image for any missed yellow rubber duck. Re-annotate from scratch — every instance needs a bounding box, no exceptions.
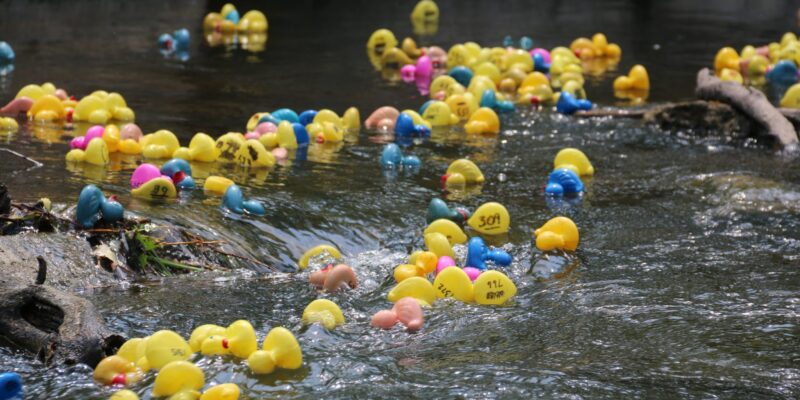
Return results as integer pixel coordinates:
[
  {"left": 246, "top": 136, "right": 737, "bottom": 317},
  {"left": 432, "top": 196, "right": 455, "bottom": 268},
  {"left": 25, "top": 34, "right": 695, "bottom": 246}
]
[
  {"left": 422, "top": 101, "right": 459, "bottom": 126},
  {"left": 467, "top": 202, "right": 510, "bottom": 235},
  {"left": 203, "top": 176, "right": 235, "bottom": 195},
  {"left": 28, "top": 94, "right": 66, "bottom": 122},
  {"left": 410, "top": 0, "right": 439, "bottom": 35},
  {"left": 534, "top": 216, "right": 579, "bottom": 252},
  {"left": 237, "top": 10, "right": 268, "bottom": 33},
  {"left": 0, "top": 117, "right": 18, "bottom": 133},
  {"left": 215, "top": 132, "right": 246, "bottom": 162},
  {"left": 235, "top": 139, "right": 275, "bottom": 167},
  {"left": 247, "top": 327, "right": 303, "bottom": 374},
  {"left": 94, "top": 355, "right": 143, "bottom": 386},
  {"left": 719, "top": 68, "right": 743, "bottom": 84},
  {"left": 464, "top": 107, "right": 500, "bottom": 135},
  {"left": 445, "top": 93, "right": 477, "bottom": 121},
  {"left": 367, "top": 29, "right": 398, "bottom": 70},
  {"left": 173, "top": 133, "right": 220, "bottom": 162},
  {"left": 302, "top": 299, "right": 345, "bottom": 330},
  {"left": 393, "top": 251, "right": 437, "bottom": 282},
  {"left": 424, "top": 219, "right": 467, "bottom": 244},
  {"left": 424, "top": 232, "right": 454, "bottom": 258},
  {"left": 141, "top": 129, "right": 180, "bottom": 159},
  {"left": 200, "top": 320, "right": 258, "bottom": 359},
  {"left": 73, "top": 92, "right": 134, "bottom": 124},
  {"left": 145, "top": 330, "right": 193, "bottom": 370},
  {"left": 110, "top": 389, "right": 140, "bottom": 400},
  {"left": 189, "top": 324, "right": 226, "bottom": 352},
  {"left": 342, "top": 107, "right": 360, "bottom": 130},
  {"left": 714, "top": 47, "right": 740, "bottom": 73},
  {"left": 387, "top": 276, "right": 436, "bottom": 307},
  {"left": 433, "top": 268, "right": 518, "bottom": 305},
  {"left": 201, "top": 383, "right": 241, "bottom": 400},
  {"left": 65, "top": 137, "right": 109, "bottom": 166},
  {"left": 442, "top": 159, "right": 484, "bottom": 187},
  {"left": 613, "top": 65, "right": 650, "bottom": 91},
  {"left": 430, "top": 75, "right": 465, "bottom": 100},
  {"left": 554, "top": 148, "right": 594, "bottom": 176},
  {"left": 152, "top": 361, "right": 204, "bottom": 399},
  {"left": 116, "top": 337, "right": 149, "bottom": 370},
  {"left": 298, "top": 244, "right": 342, "bottom": 270}
]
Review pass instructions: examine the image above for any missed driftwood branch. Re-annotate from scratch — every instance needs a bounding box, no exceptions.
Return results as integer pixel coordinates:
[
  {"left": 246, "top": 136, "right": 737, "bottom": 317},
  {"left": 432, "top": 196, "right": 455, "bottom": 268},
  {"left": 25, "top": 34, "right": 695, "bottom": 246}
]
[{"left": 695, "top": 68, "right": 798, "bottom": 146}]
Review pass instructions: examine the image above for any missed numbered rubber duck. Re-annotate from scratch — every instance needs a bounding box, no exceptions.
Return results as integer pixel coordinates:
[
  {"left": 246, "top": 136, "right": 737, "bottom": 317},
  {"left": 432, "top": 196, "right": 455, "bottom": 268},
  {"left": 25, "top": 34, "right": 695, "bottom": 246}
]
[
  {"left": 160, "top": 158, "right": 195, "bottom": 190},
  {"left": 441, "top": 159, "right": 484, "bottom": 188},
  {"left": 419, "top": 101, "right": 459, "bottom": 127},
  {"left": 380, "top": 143, "right": 421, "bottom": 172},
  {"left": 222, "top": 184, "right": 265, "bottom": 215},
  {"left": 75, "top": 184, "right": 124, "bottom": 228},
  {"left": 467, "top": 202, "right": 510, "bottom": 235},
  {"left": 394, "top": 251, "right": 438, "bottom": 282},
  {"left": 367, "top": 29, "right": 398, "bottom": 70},
  {"left": 387, "top": 276, "right": 436, "bottom": 306},
  {"left": 302, "top": 299, "right": 345, "bottom": 330},
  {"left": 433, "top": 268, "right": 517, "bottom": 305},
  {"left": 234, "top": 138, "right": 276, "bottom": 167},
  {"left": 94, "top": 355, "right": 143, "bottom": 386},
  {"left": 130, "top": 163, "right": 177, "bottom": 199},
  {"left": 153, "top": 360, "right": 240, "bottom": 400},
  {"left": 554, "top": 148, "right": 594, "bottom": 176},
  {"left": 534, "top": 216, "right": 579, "bottom": 252},
  {"left": 65, "top": 137, "right": 109, "bottom": 166},
  {"left": 464, "top": 107, "right": 500, "bottom": 134},
  {"left": 465, "top": 237, "right": 512, "bottom": 270},
  {"left": 426, "top": 198, "right": 470, "bottom": 224},
  {"left": 545, "top": 168, "right": 584, "bottom": 196},
  {"left": 247, "top": 327, "right": 303, "bottom": 374},
  {"left": 309, "top": 263, "right": 357, "bottom": 292},
  {"left": 145, "top": 330, "right": 194, "bottom": 370},
  {"left": 298, "top": 244, "right": 342, "bottom": 270},
  {"left": 73, "top": 91, "right": 135, "bottom": 124},
  {"left": 556, "top": 92, "right": 593, "bottom": 115},
  {"left": 200, "top": 320, "right": 258, "bottom": 359},
  {"left": 371, "top": 297, "right": 424, "bottom": 331}
]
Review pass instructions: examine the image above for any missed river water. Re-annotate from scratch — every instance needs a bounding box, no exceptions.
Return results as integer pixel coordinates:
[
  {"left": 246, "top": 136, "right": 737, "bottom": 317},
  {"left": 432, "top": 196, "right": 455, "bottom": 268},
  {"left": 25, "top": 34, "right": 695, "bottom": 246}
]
[{"left": 0, "top": 0, "right": 799, "bottom": 399}]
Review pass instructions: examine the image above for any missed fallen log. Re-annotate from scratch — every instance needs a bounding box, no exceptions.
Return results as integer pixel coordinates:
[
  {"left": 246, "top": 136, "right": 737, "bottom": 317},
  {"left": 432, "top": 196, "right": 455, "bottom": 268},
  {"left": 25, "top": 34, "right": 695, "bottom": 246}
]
[
  {"left": 695, "top": 68, "right": 798, "bottom": 147},
  {"left": 0, "top": 257, "right": 123, "bottom": 367}
]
